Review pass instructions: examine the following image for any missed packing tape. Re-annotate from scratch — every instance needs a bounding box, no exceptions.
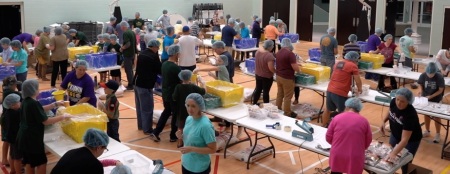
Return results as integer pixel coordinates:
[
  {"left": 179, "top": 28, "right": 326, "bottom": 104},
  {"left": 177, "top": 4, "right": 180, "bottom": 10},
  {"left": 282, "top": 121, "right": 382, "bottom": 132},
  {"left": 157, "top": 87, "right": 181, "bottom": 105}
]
[{"left": 284, "top": 126, "right": 292, "bottom": 132}]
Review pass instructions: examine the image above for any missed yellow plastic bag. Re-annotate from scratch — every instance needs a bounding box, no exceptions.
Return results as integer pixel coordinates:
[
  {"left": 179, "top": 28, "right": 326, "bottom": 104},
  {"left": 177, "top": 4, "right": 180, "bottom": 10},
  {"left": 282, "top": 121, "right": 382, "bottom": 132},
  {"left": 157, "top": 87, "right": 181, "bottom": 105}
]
[
  {"left": 59, "top": 103, "right": 108, "bottom": 143},
  {"left": 206, "top": 80, "right": 244, "bottom": 108},
  {"left": 300, "top": 63, "right": 331, "bottom": 83}
]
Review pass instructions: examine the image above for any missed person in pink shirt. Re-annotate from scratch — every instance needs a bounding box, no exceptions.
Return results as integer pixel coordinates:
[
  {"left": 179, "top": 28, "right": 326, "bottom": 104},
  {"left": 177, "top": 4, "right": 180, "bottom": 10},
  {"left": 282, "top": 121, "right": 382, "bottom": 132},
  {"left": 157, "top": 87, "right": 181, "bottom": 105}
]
[
  {"left": 326, "top": 98, "right": 372, "bottom": 174},
  {"left": 33, "top": 29, "right": 42, "bottom": 47}
]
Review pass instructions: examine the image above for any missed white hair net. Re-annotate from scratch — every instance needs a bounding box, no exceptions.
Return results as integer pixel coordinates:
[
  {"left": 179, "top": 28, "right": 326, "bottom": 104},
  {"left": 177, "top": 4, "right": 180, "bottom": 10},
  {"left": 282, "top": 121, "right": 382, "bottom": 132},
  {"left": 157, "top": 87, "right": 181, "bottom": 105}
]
[
  {"left": 344, "top": 51, "right": 360, "bottom": 61},
  {"left": 147, "top": 39, "right": 160, "bottom": 48},
  {"left": 185, "top": 93, "right": 205, "bottom": 111},
  {"left": 280, "top": 38, "right": 293, "bottom": 50},
  {"left": 68, "top": 42, "right": 75, "bottom": 47},
  {"left": 167, "top": 45, "right": 180, "bottom": 56},
  {"left": 228, "top": 18, "right": 235, "bottom": 24},
  {"left": 83, "top": 128, "right": 109, "bottom": 147},
  {"left": 212, "top": 41, "right": 225, "bottom": 49},
  {"left": 375, "top": 28, "right": 383, "bottom": 35},
  {"left": 269, "top": 20, "right": 276, "bottom": 25},
  {"left": 54, "top": 27, "right": 63, "bottom": 35},
  {"left": 110, "top": 16, "right": 117, "bottom": 22},
  {"left": 10, "top": 40, "right": 22, "bottom": 48},
  {"left": 110, "top": 165, "right": 132, "bottom": 174},
  {"left": 327, "top": 27, "right": 336, "bottom": 34},
  {"left": 3, "top": 93, "right": 20, "bottom": 109},
  {"left": 395, "top": 88, "right": 415, "bottom": 104},
  {"left": 75, "top": 60, "right": 89, "bottom": 69},
  {"left": 348, "top": 34, "right": 357, "bottom": 43},
  {"left": 345, "top": 98, "right": 363, "bottom": 112},
  {"left": 262, "top": 40, "right": 274, "bottom": 50},
  {"left": 256, "top": 18, "right": 262, "bottom": 22},
  {"left": 425, "top": 62, "right": 438, "bottom": 74},
  {"left": 178, "top": 70, "right": 193, "bottom": 81},
  {"left": 0, "top": 37, "right": 11, "bottom": 45},
  {"left": 276, "top": 19, "right": 283, "bottom": 24},
  {"left": 22, "top": 79, "right": 39, "bottom": 98}
]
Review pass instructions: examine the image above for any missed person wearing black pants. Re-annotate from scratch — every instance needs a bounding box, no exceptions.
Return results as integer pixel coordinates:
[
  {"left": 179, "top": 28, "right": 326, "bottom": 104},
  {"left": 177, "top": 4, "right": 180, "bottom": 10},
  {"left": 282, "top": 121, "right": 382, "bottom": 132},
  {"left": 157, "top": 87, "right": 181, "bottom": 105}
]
[
  {"left": 51, "top": 60, "right": 68, "bottom": 87},
  {"left": 252, "top": 40, "right": 276, "bottom": 104},
  {"left": 293, "top": 87, "right": 300, "bottom": 104},
  {"left": 251, "top": 18, "right": 262, "bottom": 57},
  {"left": 377, "top": 62, "right": 397, "bottom": 91},
  {"left": 252, "top": 75, "right": 274, "bottom": 104}
]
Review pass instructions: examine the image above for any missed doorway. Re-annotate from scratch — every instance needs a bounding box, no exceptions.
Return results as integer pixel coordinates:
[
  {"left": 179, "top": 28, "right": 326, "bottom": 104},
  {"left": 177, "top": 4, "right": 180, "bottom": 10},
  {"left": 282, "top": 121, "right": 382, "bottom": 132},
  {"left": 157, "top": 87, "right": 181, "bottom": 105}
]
[
  {"left": 0, "top": 4, "right": 22, "bottom": 39},
  {"left": 262, "top": 0, "right": 290, "bottom": 28},
  {"left": 297, "top": 0, "right": 314, "bottom": 41},
  {"left": 443, "top": 8, "right": 450, "bottom": 49}
]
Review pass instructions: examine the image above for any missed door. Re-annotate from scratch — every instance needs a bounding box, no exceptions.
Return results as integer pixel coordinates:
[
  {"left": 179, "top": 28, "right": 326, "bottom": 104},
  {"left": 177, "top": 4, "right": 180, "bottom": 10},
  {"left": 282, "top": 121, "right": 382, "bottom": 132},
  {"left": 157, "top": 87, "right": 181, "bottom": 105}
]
[
  {"left": 443, "top": 8, "right": 450, "bottom": 49},
  {"left": 276, "top": 0, "right": 290, "bottom": 30},
  {"left": 337, "top": 0, "right": 359, "bottom": 45},
  {"left": 262, "top": 0, "right": 290, "bottom": 28},
  {"left": 297, "top": 0, "right": 314, "bottom": 41},
  {"left": 385, "top": 0, "right": 398, "bottom": 36},
  {"left": 0, "top": 5, "right": 21, "bottom": 39}
]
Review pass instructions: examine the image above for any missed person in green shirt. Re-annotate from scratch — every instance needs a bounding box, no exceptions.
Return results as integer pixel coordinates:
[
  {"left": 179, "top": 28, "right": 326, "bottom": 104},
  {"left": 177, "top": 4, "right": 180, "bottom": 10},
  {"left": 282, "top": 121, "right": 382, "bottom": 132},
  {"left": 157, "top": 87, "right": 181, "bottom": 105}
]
[
  {"left": 69, "top": 29, "right": 89, "bottom": 46},
  {"left": 16, "top": 79, "right": 69, "bottom": 174},
  {"left": 172, "top": 70, "right": 206, "bottom": 147},
  {"left": 150, "top": 45, "right": 181, "bottom": 142},
  {"left": 193, "top": 55, "right": 230, "bottom": 82},
  {"left": 132, "top": 12, "right": 145, "bottom": 30},
  {"left": 119, "top": 21, "right": 136, "bottom": 90}
]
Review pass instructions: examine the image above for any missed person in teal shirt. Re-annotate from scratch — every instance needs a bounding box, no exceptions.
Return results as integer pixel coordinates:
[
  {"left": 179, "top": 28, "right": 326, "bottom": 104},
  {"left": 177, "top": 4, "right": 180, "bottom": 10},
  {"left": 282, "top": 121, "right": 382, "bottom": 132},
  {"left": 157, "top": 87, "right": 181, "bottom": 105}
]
[
  {"left": 399, "top": 28, "right": 416, "bottom": 68},
  {"left": 161, "top": 26, "right": 177, "bottom": 63},
  {"left": 177, "top": 93, "right": 216, "bottom": 174},
  {"left": 239, "top": 22, "right": 251, "bottom": 60},
  {"left": 7, "top": 40, "right": 28, "bottom": 83}
]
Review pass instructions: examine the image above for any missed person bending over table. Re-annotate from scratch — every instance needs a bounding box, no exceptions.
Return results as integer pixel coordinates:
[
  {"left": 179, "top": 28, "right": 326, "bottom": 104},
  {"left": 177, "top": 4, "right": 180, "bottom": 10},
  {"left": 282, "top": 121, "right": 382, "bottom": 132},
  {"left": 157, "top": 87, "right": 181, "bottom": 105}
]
[
  {"left": 380, "top": 88, "right": 422, "bottom": 174},
  {"left": 17, "top": 79, "right": 68, "bottom": 174},
  {"left": 60, "top": 60, "right": 97, "bottom": 107},
  {"left": 435, "top": 49, "right": 450, "bottom": 76},
  {"left": 68, "top": 29, "right": 89, "bottom": 46},
  {"left": 323, "top": 51, "right": 362, "bottom": 127},
  {"left": 176, "top": 93, "right": 217, "bottom": 174},
  {"left": 253, "top": 40, "right": 275, "bottom": 104},
  {"left": 369, "top": 34, "right": 402, "bottom": 92},
  {"left": 326, "top": 98, "right": 372, "bottom": 174},
  {"left": 417, "top": 62, "right": 444, "bottom": 143},
  {"left": 194, "top": 55, "right": 230, "bottom": 82}
]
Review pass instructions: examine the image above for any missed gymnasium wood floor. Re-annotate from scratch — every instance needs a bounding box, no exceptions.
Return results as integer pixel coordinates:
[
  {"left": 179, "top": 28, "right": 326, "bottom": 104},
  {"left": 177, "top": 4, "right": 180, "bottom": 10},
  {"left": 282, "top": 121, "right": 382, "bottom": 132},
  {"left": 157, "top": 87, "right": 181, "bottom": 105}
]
[{"left": 1, "top": 41, "right": 449, "bottom": 174}]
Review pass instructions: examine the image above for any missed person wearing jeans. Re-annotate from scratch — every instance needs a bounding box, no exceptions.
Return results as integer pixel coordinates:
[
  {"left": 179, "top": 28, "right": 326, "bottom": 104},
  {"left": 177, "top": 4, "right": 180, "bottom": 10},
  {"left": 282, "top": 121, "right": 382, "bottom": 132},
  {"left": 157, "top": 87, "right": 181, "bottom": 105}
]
[
  {"left": 48, "top": 27, "right": 68, "bottom": 88},
  {"left": 134, "top": 40, "right": 161, "bottom": 134},
  {"left": 369, "top": 34, "right": 401, "bottom": 91},
  {"left": 319, "top": 28, "right": 338, "bottom": 75},
  {"left": 253, "top": 40, "right": 275, "bottom": 104},
  {"left": 119, "top": 21, "right": 137, "bottom": 90},
  {"left": 251, "top": 18, "right": 262, "bottom": 57}
]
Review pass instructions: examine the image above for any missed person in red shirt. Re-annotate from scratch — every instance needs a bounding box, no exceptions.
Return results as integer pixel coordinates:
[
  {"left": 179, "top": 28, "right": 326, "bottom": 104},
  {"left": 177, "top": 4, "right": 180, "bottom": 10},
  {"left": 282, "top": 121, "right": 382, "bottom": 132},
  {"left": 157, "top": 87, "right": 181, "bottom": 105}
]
[{"left": 323, "top": 51, "right": 362, "bottom": 127}]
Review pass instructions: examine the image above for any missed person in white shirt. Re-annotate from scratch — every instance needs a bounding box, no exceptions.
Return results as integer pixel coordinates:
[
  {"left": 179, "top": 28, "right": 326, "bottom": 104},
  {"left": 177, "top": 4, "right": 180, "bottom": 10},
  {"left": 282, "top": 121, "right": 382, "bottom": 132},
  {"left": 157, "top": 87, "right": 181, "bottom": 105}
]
[
  {"left": 435, "top": 49, "right": 450, "bottom": 76},
  {"left": 178, "top": 26, "right": 202, "bottom": 71}
]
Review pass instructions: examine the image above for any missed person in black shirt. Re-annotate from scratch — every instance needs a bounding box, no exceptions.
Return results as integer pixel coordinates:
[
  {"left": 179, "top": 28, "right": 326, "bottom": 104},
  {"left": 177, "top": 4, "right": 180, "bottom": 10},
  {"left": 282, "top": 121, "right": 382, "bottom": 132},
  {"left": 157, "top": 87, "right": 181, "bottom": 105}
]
[
  {"left": 1, "top": 76, "right": 21, "bottom": 167},
  {"left": 51, "top": 128, "right": 109, "bottom": 174},
  {"left": 2, "top": 94, "right": 22, "bottom": 174},
  {"left": 107, "top": 34, "right": 123, "bottom": 84},
  {"left": 380, "top": 88, "right": 422, "bottom": 174}
]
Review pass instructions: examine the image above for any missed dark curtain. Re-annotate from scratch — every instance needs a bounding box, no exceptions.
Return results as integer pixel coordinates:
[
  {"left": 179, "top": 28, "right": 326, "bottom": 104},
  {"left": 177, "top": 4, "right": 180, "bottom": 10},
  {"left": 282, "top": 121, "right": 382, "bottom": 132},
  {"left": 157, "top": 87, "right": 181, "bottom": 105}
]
[
  {"left": 113, "top": 6, "right": 122, "bottom": 28},
  {"left": 356, "top": 8, "right": 370, "bottom": 41},
  {"left": 0, "top": 5, "right": 21, "bottom": 39}
]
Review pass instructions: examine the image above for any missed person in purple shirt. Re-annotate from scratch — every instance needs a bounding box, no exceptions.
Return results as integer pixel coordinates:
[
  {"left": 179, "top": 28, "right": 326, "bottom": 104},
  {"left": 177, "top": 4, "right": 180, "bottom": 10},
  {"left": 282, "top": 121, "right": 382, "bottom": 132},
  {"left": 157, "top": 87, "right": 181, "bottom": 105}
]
[
  {"left": 12, "top": 33, "right": 35, "bottom": 54},
  {"left": 365, "top": 28, "right": 383, "bottom": 53},
  {"left": 60, "top": 60, "right": 97, "bottom": 107}
]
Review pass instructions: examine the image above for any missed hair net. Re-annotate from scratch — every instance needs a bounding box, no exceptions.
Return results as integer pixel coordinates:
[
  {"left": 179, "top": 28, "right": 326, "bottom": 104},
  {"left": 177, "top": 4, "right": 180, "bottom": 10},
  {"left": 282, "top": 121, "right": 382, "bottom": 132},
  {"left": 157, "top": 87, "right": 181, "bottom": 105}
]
[
  {"left": 395, "top": 88, "right": 414, "bottom": 104},
  {"left": 226, "top": 14, "right": 231, "bottom": 19},
  {"left": 348, "top": 34, "right": 357, "bottom": 43},
  {"left": 97, "top": 34, "right": 104, "bottom": 39},
  {"left": 185, "top": 93, "right": 206, "bottom": 111},
  {"left": 54, "top": 27, "right": 63, "bottom": 35},
  {"left": 345, "top": 97, "right": 363, "bottom": 112},
  {"left": 253, "top": 15, "right": 258, "bottom": 19},
  {"left": 188, "top": 17, "right": 193, "bottom": 21},
  {"left": 135, "top": 12, "right": 140, "bottom": 16},
  {"left": 235, "top": 18, "right": 241, "bottom": 23},
  {"left": 110, "top": 16, "right": 117, "bottom": 22},
  {"left": 327, "top": 27, "right": 336, "bottom": 34},
  {"left": 69, "top": 29, "right": 77, "bottom": 34},
  {"left": 193, "top": 21, "right": 199, "bottom": 25},
  {"left": 103, "top": 33, "right": 110, "bottom": 40},
  {"left": 256, "top": 18, "right": 262, "bottom": 22},
  {"left": 228, "top": 18, "right": 235, "bottom": 24},
  {"left": 62, "top": 24, "right": 70, "bottom": 30},
  {"left": 262, "top": 40, "right": 274, "bottom": 50},
  {"left": 270, "top": 16, "right": 275, "bottom": 20},
  {"left": 178, "top": 70, "right": 193, "bottom": 81},
  {"left": 162, "top": 10, "right": 168, "bottom": 14},
  {"left": 75, "top": 60, "right": 89, "bottom": 69},
  {"left": 219, "top": 55, "right": 228, "bottom": 66},
  {"left": 167, "top": 45, "right": 180, "bottom": 56},
  {"left": 176, "top": 20, "right": 182, "bottom": 24},
  {"left": 68, "top": 42, "right": 75, "bottom": 47},
  {"left": 280, "top": 38, "right": 293, "bottom": 50},
  {"left": 3, "top": 93, "right": 20, "bottom": 109},
  {"left": 10, "top": 40, "right": 22, "bottom": 48},
  {"left": 0, "top": 37, "right": 11, "bottom": 45},
  {"left": 375, "top": 28, "right": 383, "bottom": 35},
  {"left": 43, "top": 27, "right": 51, "bottom": 33},
  {"left": 35, "top": 29, "right": 43, "bottom": 36},
  {"left": 404, "top": 28, "right": 413, "bottom": 35},
  {"left": 111, "top": 165, "right": 132, "bottom": 174},
  {"left": 425, "top": 62, "right": 438, "bottom": 74},
  {"left": 134, "top": 28, "right": 141, "bottom": 34},
  {"left": 83, "top": 128, "right": 109, "bottom": 147},
  {"left": 122, "top": 17, "right": 129, "bottom": 22},
  {"left": 147, "top": 39, "right": 160, "bottom": 48},
  {"left": 276, "top": 19, "right": 283, "bottom": 24},
  {"left": 384, "top": 34, "right": 393, "bottom": 41},
  {"left": 109, "top": 34, "right": 118, "bottom": 41},
  {"left": 147, "top": 24, "right": 154, "bottom": 32},
  {"left": 269, "top": 20, "right": 276, "bottom": 25},
  {"left": 166, "top": 26, "right": 174, "bottom": 34},
  {"left": 22, "top": 79, "right": 39, "bottom": 98},
  {"left": 344, "top": 51, "right": 360, "bottom": 61},
  {"left": 239, "top": 22, "right": 245, "bottom": 28},
  {"left": 139, "top": 33, "right": 145, "bottom": 40},
  {"left": 212, "top": 41, "right": 225, "bottom": 49},
  {"left": 119, "top": 21, "right": 129, "bottom": 28}
]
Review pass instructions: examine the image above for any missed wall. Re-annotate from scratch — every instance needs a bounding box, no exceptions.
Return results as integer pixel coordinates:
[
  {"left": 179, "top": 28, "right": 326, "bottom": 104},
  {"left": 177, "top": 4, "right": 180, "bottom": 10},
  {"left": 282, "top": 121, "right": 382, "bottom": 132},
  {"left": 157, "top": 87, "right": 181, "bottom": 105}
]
[
  {"left": 314, "top": 5, "right": 329, "bottom": 23},
  {"left": 314, "top": 0, "right": 329, "bottom": 12},
  {"left": 429, "top": 0, "right": 450, "bottom": 54},
  {"left": 0, "top": 0, "right": 258, "bottom": 34},
  {"left": 328, "top": 0, "right": 338, "bottom": 29}
]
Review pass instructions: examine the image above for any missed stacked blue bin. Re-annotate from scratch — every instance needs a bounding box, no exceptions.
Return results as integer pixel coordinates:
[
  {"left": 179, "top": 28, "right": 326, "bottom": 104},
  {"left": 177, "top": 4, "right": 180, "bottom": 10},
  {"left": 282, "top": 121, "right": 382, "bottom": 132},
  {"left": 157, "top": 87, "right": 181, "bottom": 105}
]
[
  {"left": 85, "top": 53, "right": 117, "bottom": 69},
  {"left": 234, "top": 38, "right": 257, "bottom": 49},
  {"left": 0, "top": 65, "right": 16, "bottom": 81},
  {"left": 154, "top": 75, "right": 162, "bottom": 93},
  {"left": 245, "top": 58, "right": 256, "bottom": 74},
  {"left": 357, "top": 41, "right": 368, "bottom": 53},
  {"left": 279, "top": 33, "right": 299, "bottom": 43},
  {"left": 308, "top": 48, "right": 321, "bottom": 62}
]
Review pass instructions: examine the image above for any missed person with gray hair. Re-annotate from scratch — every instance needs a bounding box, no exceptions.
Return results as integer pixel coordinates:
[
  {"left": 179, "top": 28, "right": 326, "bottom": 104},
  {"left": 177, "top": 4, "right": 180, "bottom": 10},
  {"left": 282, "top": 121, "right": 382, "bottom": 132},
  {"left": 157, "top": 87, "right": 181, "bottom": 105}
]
[
  {"left": 418, "top": 62, "right": 444, "bottom": 143},
  {"left": 342, "top": 34, "right": 361, "bottom": 57},
  {"left": 399, "top": 27, "right": 416, "bottom": 68},
  {"left": 1, "top": 37, "right": 14, "bottom": 63},
  {"left": 119, "top": 20, "right": 137, "bottom": 90},
  {"left": 105, "top": 16, "right": 117, "bottom": 34},
  {"left": 134, "top": 39, "right": 161, "bottom": 135},
  {"left": 151, "top": 44, "right": 181, "bottom": 142},
  {"left": 132, "top": 12, "right": 145, "bottom": 30},
  {"left": 275, "top": 38, "right": 300, "bottom": 118},
  {"left": 380, "top": 87, "right": 422, "bottom": 174},
  {"left": 251, "top": 17, "right": 262, "bottom": 56},
  {"left": 157, "top": 9, "right": 171, "bottom": 35},
  {"left": 326, "top": 97, "right": 371, "bottom": 174},
  {"left": 49, "top": 26, "right": 68, "bottom": 88},
  {"left": 212, "top": 41, "right": 234, "bottom": 82},
  {"left": 264, "top": 19, "right": 284, "bottom": 53},
  {"left": 252, "top": 40, "right": 276, "bottom": 104},
  {"left": 319, "top": 27, "right": 338, "bottom": 72},
  {"left": 60, "top": 60, "right": 97, "bottom": 107},
  {"left": 17, "top": 79, "right": 67, "bottom": 174},
  {"left": 34, "top": 26, "right": 52, "bottom": 81},
  {"left": 221, "top": 17, "right": 241, "bottom": 63},
  {"left": 178, "top": 26, "right": 203, "bottom": 71}
]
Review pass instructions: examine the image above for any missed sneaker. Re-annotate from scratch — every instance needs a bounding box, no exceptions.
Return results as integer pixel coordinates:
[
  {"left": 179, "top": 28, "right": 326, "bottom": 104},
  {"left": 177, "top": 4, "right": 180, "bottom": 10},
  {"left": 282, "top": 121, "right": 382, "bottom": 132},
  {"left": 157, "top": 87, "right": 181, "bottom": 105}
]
[
  {"left": 422, "top": 130, "right": 431, "bottom": 137},
  {"left": 433, "top": 133, "right": 441, "bottom": 143},
  {"left": 149, "top": 133, "right": 160, "bottom": 142},
  {"left": 289, "top": 112, "right": 298, "bottom": 118}
]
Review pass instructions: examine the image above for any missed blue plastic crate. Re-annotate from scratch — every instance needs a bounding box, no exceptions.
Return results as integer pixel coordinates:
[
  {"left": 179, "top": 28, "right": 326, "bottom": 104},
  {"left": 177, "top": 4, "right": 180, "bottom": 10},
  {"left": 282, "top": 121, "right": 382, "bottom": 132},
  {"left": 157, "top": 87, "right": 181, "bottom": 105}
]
[
  {"left": 85, "top": 53, "right": 117, "bottom": 69},
  {"left": 37, "top": 89, "right": 57, "bottom": 100},
  {"left": 308, "top": 48, "right": 321, "bottom": 62},
  {"left": 234, "top": 38, "right": 257, "bottom": 49},
  {"left": 155, "top": 75, "right": 162, "bottom": 90},
  {"left": 245, "top": 58, "right": 256, "bottom": 74},
  {"left": 357, "top": 41, "right": 368, "bottom": 53},
  {"left": 0, "top": 65, "right": 16, "bottom": 81},
  {"left": 37, "top": 96, "right": 57, "bottom": 114},
  {"left": 279, "top": 33, "right": 299, "bottom": 43}
]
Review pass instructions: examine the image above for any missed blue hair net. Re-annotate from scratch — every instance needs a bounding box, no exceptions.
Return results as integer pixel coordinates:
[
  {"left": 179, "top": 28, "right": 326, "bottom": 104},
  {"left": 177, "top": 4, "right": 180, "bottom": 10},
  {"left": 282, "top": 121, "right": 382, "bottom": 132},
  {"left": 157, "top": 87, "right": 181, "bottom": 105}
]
[
  {"left": 262, "top": 40, "right": 274, "bottom": 50},
  {"left": 68, "top": 42, "right": 75, "bottom": 48},
  {"left": 83, "top": 128, "right": 109, "bottom": 147},
  {"left": 22, "top": 79, "right": 39, "bottom": 98},
  {"left": 119, "top": 21, "right": 129, "bottom": 28},
  {"left": 75, "top": 60, "right": 89, "bottom": 69},
  {"left": 344, "top": 51, "right": 360, "bottom": 61},
  {"left": 110, "top": 17, "right": 117, "bottom": 22},
  {"left": 109, "top": 34, "right": 118, "bottom": 41},
  {"left": 0, "top": 37, "right": 11, "bottom": 45},
  {"left": 345, "top": 97, "right": 363, "bottom": 112},
  {"left": 185, "top": 93, "right": 206, "bottom": 111},
  {"left": 147, "top": 24, "right": 154, "bottom": 32},
  {"left": 280, "top": 38, "right": 293, "bottom": 50},
  {"left": 3, "top": 93, "right": 20, "bottom": 109},
  {"left": 327, "top": 27, "right": 336, "bottom": 34},
  {"left": 212, "top": 41, "right": 225, "bottom": 49},
  {"left": 348, "top": 34, "right": 357, "bottom": 43},
  {"left": 10, "top": 40, "right": 22, "bottom": 48},
  {"left": 103, "top": 33, "right": 110, "bottom": 40},
  {"left": 404, "top": 28, "right": 413, "bottom": 35},
  {"left": 97, "top": 34, "right": 104, "bottom": 39},
  {"left": 425, "top": 62, "right": 438, "bottom": 74},
  {"left": 219, "top": 55, "right": 228, "bottom": 66},
  {"left": 395, "top": 88, "right": 415, "bottom": 104},
  {"left": 228, "top": 18, "right": 235, "bottom": 24},
  {"left": 384, "top": 34, "right": 393, "bottom": 41},
  {"left": 69, "top": 29, "right": 77, "bottom": 34},
  {"left": 111, "top": 165, "right": 132, "bottom": 174},
  {"left": 178, "top": 70, "right": 193, "bottom": 81},
  {"left": 35, "top": 29, "right": 43, "bottom": 36},
  {"left": 239, "top": 22, "right": 245, "bottom": 28},
  {"left": 375, "top": 28, "right": 383, "bottom": 35},
  {"left": 167, "top": 45, "right": 180, "bottom": 56},
  {"left": 256, "top": 18, "right": 262, "bottom": 22},
  {"left": 43, "top": 27, "right": 51, "bottom": 33},
  {"left": 54, "top": 27, "right": 63, "bottom": 35},
  {"left": 147, "top": 39, "right": 160, "bottom": 48},
  {"left": 269, "top": 20, "right": 276, "bottom": 25}
]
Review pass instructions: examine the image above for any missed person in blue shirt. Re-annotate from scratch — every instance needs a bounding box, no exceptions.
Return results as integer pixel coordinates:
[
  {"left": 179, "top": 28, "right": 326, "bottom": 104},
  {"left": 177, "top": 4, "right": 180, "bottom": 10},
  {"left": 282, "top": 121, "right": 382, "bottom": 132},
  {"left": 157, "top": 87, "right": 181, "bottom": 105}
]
[
  {"left": 1, "top": 38, "right": 14, "bottom": 62},
  {"left": 221, "top": 18, "right": 241, "bottom": 60},
  {"left": 161, "top": 26, "right": 177, "bottom": 63},
  {"left": 251, "top": 18, "right": 262, "bottom": 57},
  {"left": 6, "top": 40, "right": 28, "bottom": 83},
  {"left": 320, "top": 27, "right": 338, "bottom": 74},
  {"left": 239, "top": 22, "right": 251, "bottom": 61},
  {"left": 177, "top": 93, "right": 216, "bottom": 174}
]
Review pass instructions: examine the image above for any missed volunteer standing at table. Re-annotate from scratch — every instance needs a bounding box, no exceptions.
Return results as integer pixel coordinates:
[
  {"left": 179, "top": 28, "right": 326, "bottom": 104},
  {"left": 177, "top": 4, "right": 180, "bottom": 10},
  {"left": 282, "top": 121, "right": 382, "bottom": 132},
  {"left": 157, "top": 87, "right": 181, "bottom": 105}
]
[
  {"left": 326, "top": 98, "right": 372, "bottom": 174},
  {"left": 252, "top": 40, "right": 275, "bottom": 104},
  {"left": 221, "top": 18, "right": 241, "bottom": 61},
  {"left": 251, "top": 18, "right": 262, "bottom": 57},
  {"left": 380, "top": 88, "right": 422, "bottom": 174},
  {"left": 1, "top": 76, "right": 21, "bottom": 168},
  {"left": 1, "top": 38, "right": 13, "bottom": 62},
  {"left": 323, "top": 51, "right": 362, "bottom": 127},
  {"left": 178, "top": 26, "right": 202, "bottom": 71},
  {"left": 34, "top": 27, "right": 52, "bottom": 81},
  {"left": 399, "top": 28, "right": 416, "bottom": 69},
  {"left": 212, "top": 41, "right": 234, "bottom": 83},
  {"left": 17, "top": 79, "right": 68, "bottom": 174},
  {"left": 319, "top": 28, "right": 338, "bottom": 74},
  {"left": 60, "top": 60, "right": 97, "bottom": 107},
  {"left": 435, "top": 49, "right": 450, "bottom": 76},
  {"left": 264, "top": 20, "right": 283, "bottom": 53},
  {"left": 342, "top": 34, "right": 360, "bottom": 56},
  {"left": 49, "top": 27, "right": 69, "bottom": 88},
  {"left": 417, "top": 62, "right": 444, "bottom": 143},
  {"left": 364, "top": 28, "right": 383, "bottom": 80},
  {"left": 8, "top": 40, "right": 28, "bottom": 83},
  {"left": 177, "top": 93, "right": 216, "bottom": 174}
]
